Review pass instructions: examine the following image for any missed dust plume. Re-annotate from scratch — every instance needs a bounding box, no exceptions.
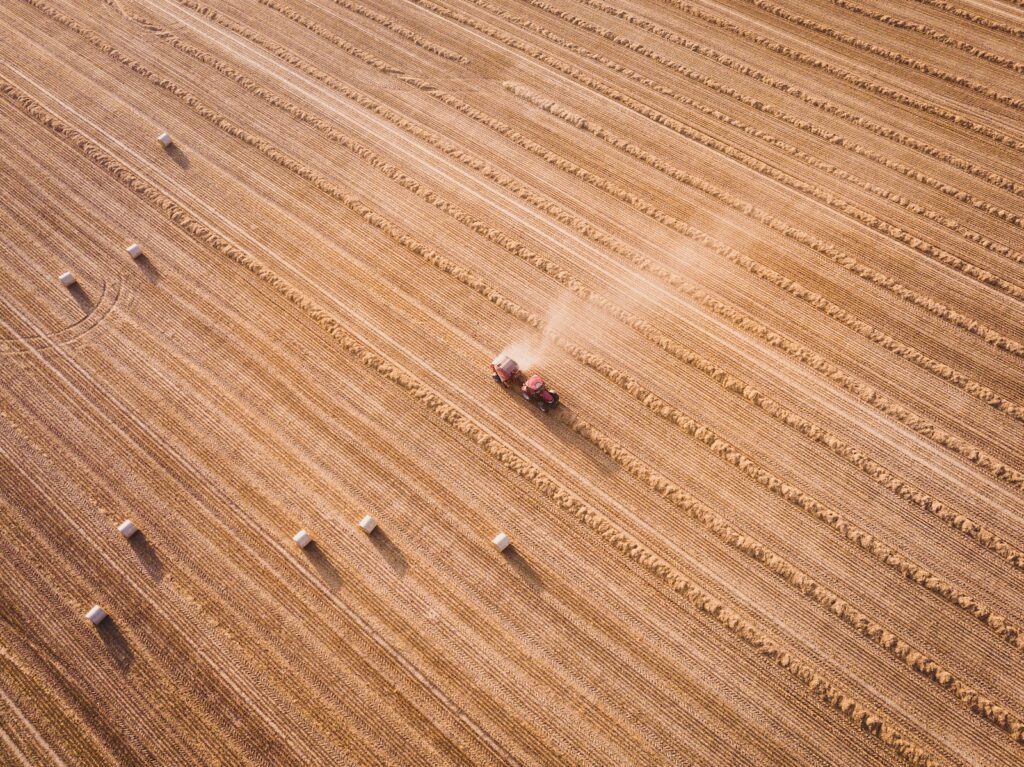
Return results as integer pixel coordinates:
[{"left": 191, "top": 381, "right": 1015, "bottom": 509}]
[{"left": 497, "top": 296, "right": 571, "bottom": 370}]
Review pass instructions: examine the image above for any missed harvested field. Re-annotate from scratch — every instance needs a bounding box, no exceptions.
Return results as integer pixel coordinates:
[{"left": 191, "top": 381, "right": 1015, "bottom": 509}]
[{"left": 1, "top": 0, "right": 1022, "bottom": 763}]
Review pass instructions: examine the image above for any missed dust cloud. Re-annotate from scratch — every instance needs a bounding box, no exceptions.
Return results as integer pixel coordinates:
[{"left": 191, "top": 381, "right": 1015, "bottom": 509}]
[{"left": 497, "top": 296, "right": 572, "bottom": 370}]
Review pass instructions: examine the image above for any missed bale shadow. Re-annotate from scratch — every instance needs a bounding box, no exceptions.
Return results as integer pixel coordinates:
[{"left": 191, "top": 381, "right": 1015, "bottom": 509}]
[
  {"left": 303, "top": 542, "right": 341, "bottom": 591},
  {"left": 505, "top": 545, "right": 545, "bottom": 594},
  {"left": 97, "top": 619, "right": 134, "bottom": 672},
  {"left": 67, "top": 283, "right": 93, "bottom": 312},
  {"left": 128, "top": 532, "right": 164, "bottom": 582},
  {"left": 133, "top": 254, "right": 160, "bottom": 284},
  {"left": 370, "top": 529, "right": 407, "bottom": 578},
  {"left": 164, "top": 143, "right": 189, "bottom": 169}
]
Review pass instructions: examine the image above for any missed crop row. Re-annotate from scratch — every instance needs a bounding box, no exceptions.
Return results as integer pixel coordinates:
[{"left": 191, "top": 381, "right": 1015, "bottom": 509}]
[
  {"left": 100, "top": 0, "right": 1024, "bottom": 685},
  {"left": 400, "top": 0, "right": 1024, "bottom": 354},
  {"left": 911, "top": 0, "right": 1024, "bottom": 39},
  {"left": 473, "top": 0, "right": 1024, "bottom": 296},
  {"left": 512, "top": 0, "right": 1024, "bottom": 261},
  {"left": 646, "top": 0, "right": 1024, "bottom": 149},
  {"left": 164, "top": 0, "right": 1024, "bottom": 514},
  {"left": 575, "top": 0, "right": 1024, "bottom": 200},
  {"left": 325, "top": 0, "right": 468, "bottom": 63},
  {"left": 0, "top": 68, "right": 947, "bottom": 767},
  {"left": 830, "top": 0, "right": 1024, "bottom": 74},
  {"left": 740, "top": 0, "right": 1024, "bottom": 109}
]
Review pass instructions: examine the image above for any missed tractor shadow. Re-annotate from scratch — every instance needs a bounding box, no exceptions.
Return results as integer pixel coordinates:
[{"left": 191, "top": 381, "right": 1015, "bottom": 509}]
[
  {"left": 492, "top": 386, "right": 619, "bottom": 476},
  {"left": 98, "top": 619, "right": 134, "bottom": 672},
  {"left": 164, "top": 143, "right": 190, "bottom": 169},
  {"left": 536, "top": 404, "right": 621, "bottom": 477},
  {"left": 302, "top": 542, "right": 342, "bottom": 591},
  {"left": 133, "top": 254, "right": 160, "bottom": 284},
  {"left": 128, "top": 532, "right": 164, "bottom": 582},
  {"left": 370, "top": 529, "right": 408, "bottom": 578},
  {"left": 505, "top": 545, "right": 544, "bottom": 594},
  {"left": 67, "top": 283, "right": 94, "bottom": 313}
]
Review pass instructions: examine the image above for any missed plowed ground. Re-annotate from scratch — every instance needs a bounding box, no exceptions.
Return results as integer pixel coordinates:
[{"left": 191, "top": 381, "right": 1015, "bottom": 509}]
[{"left": 2, "top": 0, "right": 1023, "bottom": 764}]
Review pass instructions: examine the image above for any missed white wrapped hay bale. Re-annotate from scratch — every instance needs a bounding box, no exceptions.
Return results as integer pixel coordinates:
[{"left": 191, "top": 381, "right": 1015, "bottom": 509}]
[
  {"left": 157, "top": 131, "right": 173, "bottom": 147},
  {"left": 492, "top": 532, "right": 510, "bottom": 552},
  {"left": 86, "top": 605, "right": 107, "bottom": 625},
  {"left": 126, "top": 243, "right": 143, "bottom": 259},
  {"left": 358, "top": 515, "right": 377, "bottom": 534},
  {"left": 293, "top": 529, "right": 312, "bottom": 548},
  {"left": 117, "top": 519, "right": 138, "bottom": 539},
  {"left": 58, "top": 271, "right": 76, "bottom": 287}
]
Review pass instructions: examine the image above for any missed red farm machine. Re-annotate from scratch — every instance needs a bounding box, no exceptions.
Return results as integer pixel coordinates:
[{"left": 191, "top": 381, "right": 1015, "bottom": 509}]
[{"left": 490, "top": 354, "right": 560, "bottom": 412}]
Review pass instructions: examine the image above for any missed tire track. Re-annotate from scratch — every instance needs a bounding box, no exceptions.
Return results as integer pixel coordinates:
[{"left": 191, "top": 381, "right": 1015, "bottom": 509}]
[
  {"left": 154, "top": 0, "right": 1024, "bottom": 491},
  {"left": 0, "top": 278, "right": 121, "bottom": 355},
  {"left": 0, "top": 73, "right": 954, "bottom": 767}
]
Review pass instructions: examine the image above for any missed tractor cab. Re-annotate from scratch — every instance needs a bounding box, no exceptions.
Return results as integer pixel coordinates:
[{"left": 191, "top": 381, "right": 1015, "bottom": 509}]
[{"left": 521, "top": 374, "right": 559, "bottom": 412}]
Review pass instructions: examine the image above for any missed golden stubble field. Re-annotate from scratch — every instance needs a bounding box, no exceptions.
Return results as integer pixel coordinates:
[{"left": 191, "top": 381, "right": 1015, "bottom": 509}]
[{"left": 1, "top": 0, "right": 1023, "bottom": 764}]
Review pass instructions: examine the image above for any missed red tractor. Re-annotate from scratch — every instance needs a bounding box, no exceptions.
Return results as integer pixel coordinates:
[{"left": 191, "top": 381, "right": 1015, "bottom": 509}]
[{"left": 490, "top": 354, "right": 560, "bottom": 412}]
